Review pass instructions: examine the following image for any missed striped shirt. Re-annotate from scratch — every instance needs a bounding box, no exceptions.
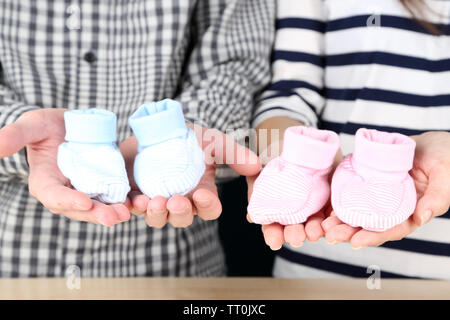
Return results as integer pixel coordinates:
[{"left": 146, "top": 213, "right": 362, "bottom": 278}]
[
  {"left": 0, "top": 0, "right": 273, "bottom": 277},
  {"left": 253, "top": 0, "right": 450, "bottom": 279}
]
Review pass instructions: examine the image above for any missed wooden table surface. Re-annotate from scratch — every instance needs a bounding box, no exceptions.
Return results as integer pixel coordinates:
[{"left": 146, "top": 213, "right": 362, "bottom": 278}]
[{"left": 0, "top": 278, "right": 449, "bottom": 300}]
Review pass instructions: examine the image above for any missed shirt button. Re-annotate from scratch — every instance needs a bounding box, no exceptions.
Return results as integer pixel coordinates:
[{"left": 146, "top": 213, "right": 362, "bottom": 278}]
[{"left": 83, "top": 51, "right": 97, "bottom": 63}]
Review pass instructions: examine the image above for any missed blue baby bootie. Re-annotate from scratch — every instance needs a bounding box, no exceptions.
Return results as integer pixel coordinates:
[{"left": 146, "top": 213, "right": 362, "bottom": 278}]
[
  {"left": 57, "top": 109, "right": 130, "bottom": 204},
  {"left": 129, "top": 99, "right": 205, "bottom": 199}
]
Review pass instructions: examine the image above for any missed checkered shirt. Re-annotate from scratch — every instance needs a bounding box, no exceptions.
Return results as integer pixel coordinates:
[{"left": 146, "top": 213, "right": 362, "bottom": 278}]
[{"left": 0, "top": 0, "right": 274, "bottom": 277}]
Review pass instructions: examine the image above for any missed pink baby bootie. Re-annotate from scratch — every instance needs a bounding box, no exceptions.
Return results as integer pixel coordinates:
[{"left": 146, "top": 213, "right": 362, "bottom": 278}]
[
  {"left": 331, "top": 128, "right": 417, "bottom": 232},
  {"left": 248, "top": 126, "right": 340, "bottom": 225}
]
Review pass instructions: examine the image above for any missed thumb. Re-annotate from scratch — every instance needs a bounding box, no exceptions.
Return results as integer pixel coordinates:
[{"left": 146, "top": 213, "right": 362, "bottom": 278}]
[
  {"left": 246, "top": 175, "right": 258, "bottom": 202},
  {"left": 213, "top": 130, "right": 262, "bottom": 177},
  {"left": 119, "top": 136, "right": 139, "bottom": 189},
  {"left": 0, "top": 115, "right": 46, "bottom": 158},
  {"left": 227, "top": 145, "right": 262, "bottom": 177},
  {"left": 413, "top": 169, "right": 450, "bottom": 226}
]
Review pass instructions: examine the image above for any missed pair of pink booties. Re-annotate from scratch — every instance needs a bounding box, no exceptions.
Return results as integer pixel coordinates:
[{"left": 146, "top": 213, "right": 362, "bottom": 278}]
[{"left": 248, "top": 127, "right": 417, "bottom": 232}]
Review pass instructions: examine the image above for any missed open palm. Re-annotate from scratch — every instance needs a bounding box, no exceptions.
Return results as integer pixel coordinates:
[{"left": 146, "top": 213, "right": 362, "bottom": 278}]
[
  {"left": 322, "top": 131, "right": 450, "bottom": 248},
  {"left": 246, "top": 150, "right": 343, "bottom": 250},
  {"left": 122, "top": 125, "right": 262, "bottom": 228},
  {"left": 0, "top": 108, "right": 130, "bottom": 226}
]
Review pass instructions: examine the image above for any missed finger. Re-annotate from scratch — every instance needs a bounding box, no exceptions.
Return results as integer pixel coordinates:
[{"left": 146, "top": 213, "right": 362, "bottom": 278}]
[
  {"left": 321, "top": 214, "right": 343, "bottom": 233},
  {"left": 246, "top": 175, "right": 258, "bottom": 202},
  {"left": 261, "top": 223, "right": 284, "bottom": 250},
  {"left": 224, "top": 141, "right": 262, "bottom": 177},
  {"left": 284, "top": 224, "right": 306, "bottom": 247},
  {"left": 192, "top": 188, "right": 222, "bottom": 221},
  {"left": 146, "top": 196, "right": 169, "bottom": 228},
  {"left": 129, "top": 191, "right": 149, "bottom": 215},
  {"left": 324, "top": 203, "right": 334, "bottom": 217},
  {"left": 167, "top": 195, "right": 194, "bottom": 228},
  {"left": 305, "top": 211, "right": 325, "bottom": 242},
  {"left": 91, "top": 201, "right": 122, "bottom": 226},
  {"left": 119, "top": 136, "right": 139, "bottom": 190},
  {"left": 119, "top": 135, "right": 138, "bottom": 162},
  {"left": 246, "top": 214, "right": 253, "bottom": 223},
  {"left": 350, "top": 217, "right": 417, "bottom": 249},
  {"left": 203, "top": 128, "right": 262, "bottom": 177},
  {"left": 325, "top": 224, "right": 360, "bottom": 244},
  {"left": 0, "top": 116, "right": 46, "bottom": 158},
  {"left": 122, "top": 196, "right": 133, "bottom": 211},
  {"left": 31, "top": 182, "right": 93, "bottom": 213},
  {"left": 188, "top": 165, "right": 221, "bottom": 220},
  {"left": 413, "top": 169, "right": 450, "bottom": 226},
  {"left": 110, "top": 203, "right": 131, "bottom": 222},
  {"left": 61, "top": 200, "right": 120, "bottom": 226}
]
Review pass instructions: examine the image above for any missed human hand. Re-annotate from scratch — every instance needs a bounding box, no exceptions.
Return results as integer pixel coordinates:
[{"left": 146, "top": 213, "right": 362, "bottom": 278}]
[
  {"left": 246, "top": 150, "right": 342, "bottom": 250},
  {"left": 322, "top": 131, "right": 450, "bottom": 249},
  {"left": 0, "top": 108, "right": 131, "bottom": 226},
  {"left": 245, "top": 117, "right": 343, "bottom": 250},
  {"left": 121, "top": 125, "right": 261, "bottom": 228}
]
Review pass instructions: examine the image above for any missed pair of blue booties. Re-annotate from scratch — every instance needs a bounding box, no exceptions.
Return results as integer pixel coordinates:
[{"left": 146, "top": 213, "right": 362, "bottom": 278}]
[{"left": 57, "top": 99, "right": 205, "bottom": 204}]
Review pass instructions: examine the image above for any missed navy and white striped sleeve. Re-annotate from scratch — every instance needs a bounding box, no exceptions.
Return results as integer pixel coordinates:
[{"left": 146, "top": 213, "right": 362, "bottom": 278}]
[{"left": 252, "top": 0, "right": 326, "bottom": 128}]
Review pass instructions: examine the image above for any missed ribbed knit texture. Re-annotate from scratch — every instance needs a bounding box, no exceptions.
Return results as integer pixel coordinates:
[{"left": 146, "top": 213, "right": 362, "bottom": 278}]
[
  {"left": 331, "top": 129, "right": 417, "bottom": 232},
  {"left": 133, "top": 128, "right": 205, "bottom": 198},
  {"left": 57, "top": 143, "right": 130, "bottom": 204},
  {"left": 248, "top": 126, "right": 339, "bottom": 225},
  {"left": 57, "top": 109, "right": 130, "bottom": 204},
  {"left": 129, "top": 100, "right": 205, "bottom": 199}
]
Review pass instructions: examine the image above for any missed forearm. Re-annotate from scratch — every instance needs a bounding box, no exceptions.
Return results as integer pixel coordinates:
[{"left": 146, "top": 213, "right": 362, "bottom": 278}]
[{"left": 177, "top": 0, "right": 274, "bottom": 133}]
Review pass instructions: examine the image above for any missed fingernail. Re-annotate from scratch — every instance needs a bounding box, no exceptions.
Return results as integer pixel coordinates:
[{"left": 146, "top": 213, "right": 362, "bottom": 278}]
[
  {"left": 352, "top": 246, "right": 363, "bottom": 250},
  {"left": 151, "top": 210, "right": 166, "bottom": 216},
  {"left": 291, "top": 242, "right": 303, "bottom": 248},
  {"left": 326, "top": 240, "right": 337, "bottom": 245},
  {"left": 168, "top": 203, "right": 189, "bottom": 215},
  {"left": 131, "top": 209, "right": 145, "bottom": 216},
  {"left": 171, "top": 209, "right": 187, "bottom": 215},
  {"left": 99, "top": 218, "right": 109, "bottom": 226},
  {"left": 270, "top": 245, "right": 282, "bottom": 251},
  {"left": 420, "top": 209, "right": 432, "bottom": 226},
  {"left": 195, "top": 199, "right": 210, "bottom": 208}
]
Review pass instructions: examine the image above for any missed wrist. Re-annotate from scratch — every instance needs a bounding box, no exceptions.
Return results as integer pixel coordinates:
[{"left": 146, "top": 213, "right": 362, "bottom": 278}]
[
  {"left": 255, "top": 117, "right": 305, "bottom": 165},
  {"left": 255, "top": 116, "right": 305, "bottom": 156}
]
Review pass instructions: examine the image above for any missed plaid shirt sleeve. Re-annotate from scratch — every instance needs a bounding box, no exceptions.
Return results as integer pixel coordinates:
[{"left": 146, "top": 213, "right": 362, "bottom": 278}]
[
  {"left": 176, "top": 0, "right": 275, "bottom": 132},
  {"left": 0, "top": 70, "right": 38, "bottom": 182}
]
